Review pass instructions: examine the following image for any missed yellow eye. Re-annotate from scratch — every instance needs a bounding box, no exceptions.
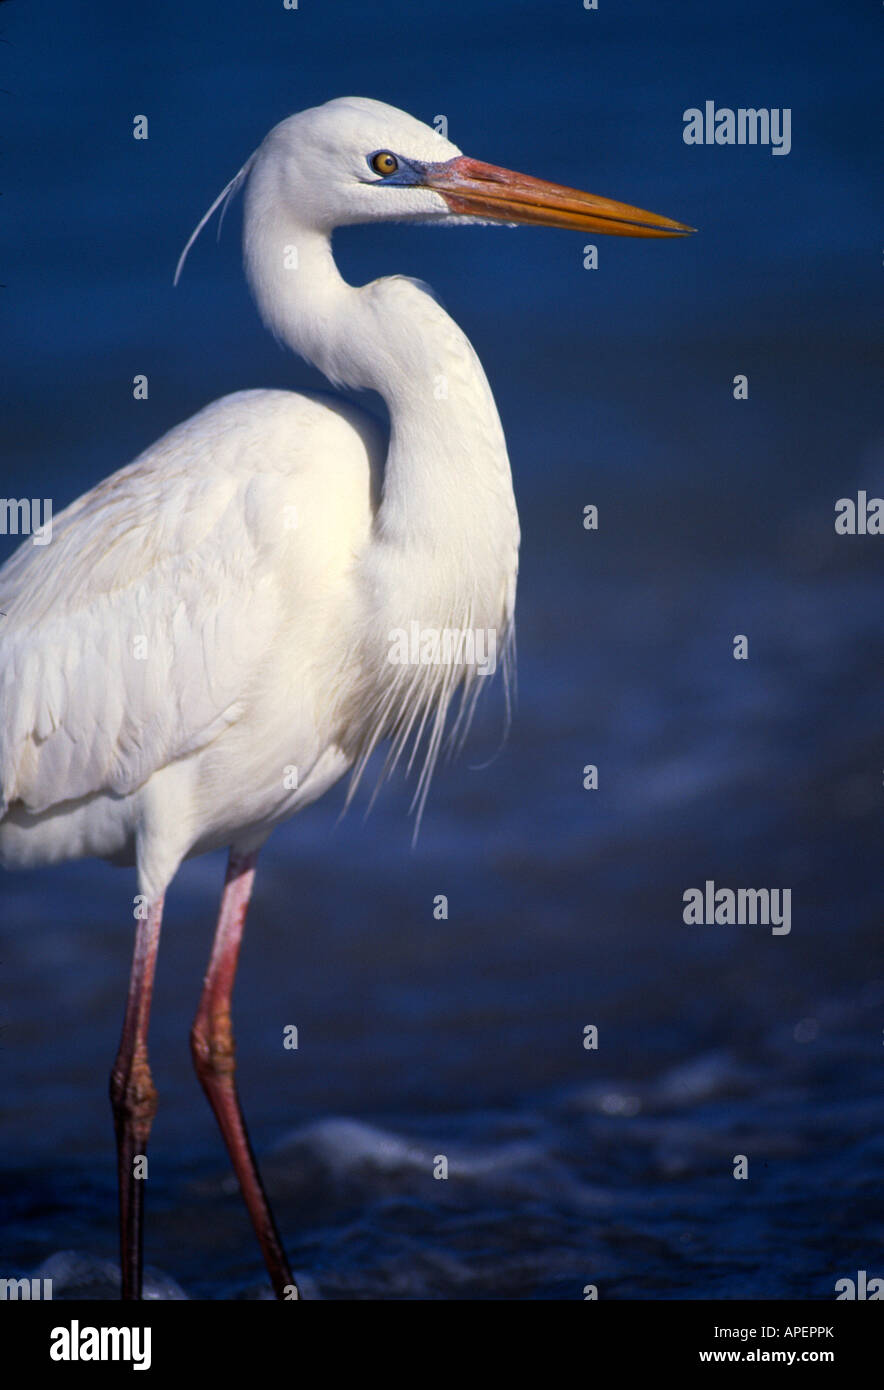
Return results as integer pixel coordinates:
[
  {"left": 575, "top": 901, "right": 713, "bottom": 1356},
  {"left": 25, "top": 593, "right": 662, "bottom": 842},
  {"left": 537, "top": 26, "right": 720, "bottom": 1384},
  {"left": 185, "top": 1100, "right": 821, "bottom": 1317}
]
[{"left": 371, "top": 151, "right": 399, "bottom": 176}]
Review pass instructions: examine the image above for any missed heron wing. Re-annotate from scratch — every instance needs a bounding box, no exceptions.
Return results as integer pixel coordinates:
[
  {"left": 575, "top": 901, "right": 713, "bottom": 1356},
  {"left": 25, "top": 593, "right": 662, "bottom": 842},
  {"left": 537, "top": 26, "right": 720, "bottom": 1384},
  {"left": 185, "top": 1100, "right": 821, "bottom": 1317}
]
[{"left": 0, "top": 389, "right": 381, "bottom": 817}]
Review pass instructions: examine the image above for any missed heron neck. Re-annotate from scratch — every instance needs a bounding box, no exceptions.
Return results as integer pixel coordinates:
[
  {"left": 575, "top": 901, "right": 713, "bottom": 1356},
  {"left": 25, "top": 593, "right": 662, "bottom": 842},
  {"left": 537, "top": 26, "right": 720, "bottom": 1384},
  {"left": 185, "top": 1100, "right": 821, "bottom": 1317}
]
[{"left": 244, "top": 214, "right": 518, "bottom": 558}]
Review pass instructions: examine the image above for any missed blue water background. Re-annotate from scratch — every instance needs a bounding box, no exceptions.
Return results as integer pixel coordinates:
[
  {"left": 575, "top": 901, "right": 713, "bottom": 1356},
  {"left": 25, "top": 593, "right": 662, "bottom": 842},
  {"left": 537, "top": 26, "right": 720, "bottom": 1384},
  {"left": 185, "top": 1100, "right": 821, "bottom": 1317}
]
[{"left": 0, "top": 0, "right": 882, "bottom": 1298}]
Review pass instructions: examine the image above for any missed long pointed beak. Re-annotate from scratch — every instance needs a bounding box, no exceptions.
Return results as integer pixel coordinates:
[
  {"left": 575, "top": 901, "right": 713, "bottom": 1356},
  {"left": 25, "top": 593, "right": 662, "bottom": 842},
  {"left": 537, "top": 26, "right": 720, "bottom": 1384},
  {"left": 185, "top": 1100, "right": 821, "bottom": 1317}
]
[{"left": 423, "top": 156, "right": 694, "bottom": 238}]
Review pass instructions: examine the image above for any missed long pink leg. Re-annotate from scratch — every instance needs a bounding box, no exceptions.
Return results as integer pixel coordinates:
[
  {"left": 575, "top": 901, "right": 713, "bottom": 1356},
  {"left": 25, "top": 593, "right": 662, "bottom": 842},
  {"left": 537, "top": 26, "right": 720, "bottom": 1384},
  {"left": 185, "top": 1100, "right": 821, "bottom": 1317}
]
[
  {"left": 190, "top": 848, "right": 296, "bottom": 1299},
  {"left": 110, "top": 896, "right": 164, "bottom": 1301}
]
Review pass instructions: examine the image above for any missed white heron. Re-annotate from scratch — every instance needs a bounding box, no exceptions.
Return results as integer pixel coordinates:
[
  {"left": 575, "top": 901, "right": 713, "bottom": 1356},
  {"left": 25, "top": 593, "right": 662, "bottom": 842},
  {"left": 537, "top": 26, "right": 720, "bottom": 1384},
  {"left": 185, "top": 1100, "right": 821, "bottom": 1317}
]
[{"left": 0, "top": 97, "right": 691, "bottom": 1300}]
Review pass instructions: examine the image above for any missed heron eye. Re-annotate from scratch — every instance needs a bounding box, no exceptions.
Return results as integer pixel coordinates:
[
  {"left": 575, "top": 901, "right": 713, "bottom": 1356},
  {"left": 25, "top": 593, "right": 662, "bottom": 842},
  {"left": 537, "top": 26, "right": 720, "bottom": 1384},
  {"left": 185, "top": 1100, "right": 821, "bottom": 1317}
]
[{"left": 371, "top": 151, "right": 399, "bottom": 176}]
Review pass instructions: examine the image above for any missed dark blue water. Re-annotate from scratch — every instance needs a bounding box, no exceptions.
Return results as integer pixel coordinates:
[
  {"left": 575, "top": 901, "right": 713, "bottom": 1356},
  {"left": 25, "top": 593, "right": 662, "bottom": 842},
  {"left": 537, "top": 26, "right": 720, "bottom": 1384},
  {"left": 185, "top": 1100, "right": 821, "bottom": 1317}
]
[{"left": 1, "top": 0, "right": 882, "bottom": 1298}]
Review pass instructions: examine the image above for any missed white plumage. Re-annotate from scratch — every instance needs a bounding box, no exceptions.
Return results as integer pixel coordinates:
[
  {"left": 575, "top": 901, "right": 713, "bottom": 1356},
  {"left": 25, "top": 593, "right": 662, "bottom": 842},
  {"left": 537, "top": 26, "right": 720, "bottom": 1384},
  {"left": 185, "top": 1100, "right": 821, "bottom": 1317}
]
[
  {"left": 0, "top": 97, "right": 688, "bottom": 1299},
  {"left": 0, "top": 100, "right": 520, "bottom": 901}
]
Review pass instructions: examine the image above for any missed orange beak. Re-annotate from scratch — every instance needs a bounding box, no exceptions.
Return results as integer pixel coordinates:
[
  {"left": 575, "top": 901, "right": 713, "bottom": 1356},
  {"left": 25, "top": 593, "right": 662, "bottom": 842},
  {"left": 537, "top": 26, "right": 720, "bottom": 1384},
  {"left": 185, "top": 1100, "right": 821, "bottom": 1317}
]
[{"left": 424, "top": 156, "right": 694, "bottom": 238}]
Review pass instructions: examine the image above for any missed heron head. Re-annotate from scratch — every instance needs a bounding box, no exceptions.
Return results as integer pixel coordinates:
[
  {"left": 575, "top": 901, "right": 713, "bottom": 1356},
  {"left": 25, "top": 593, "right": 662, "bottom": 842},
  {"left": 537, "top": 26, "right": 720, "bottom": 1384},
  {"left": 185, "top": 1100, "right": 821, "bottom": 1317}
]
[
  {"left": 175, "top": 97, "right": 692, "bottom": 286},
  {"left": 253, "top": 95, "right": 694, "bottom": 238}
]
